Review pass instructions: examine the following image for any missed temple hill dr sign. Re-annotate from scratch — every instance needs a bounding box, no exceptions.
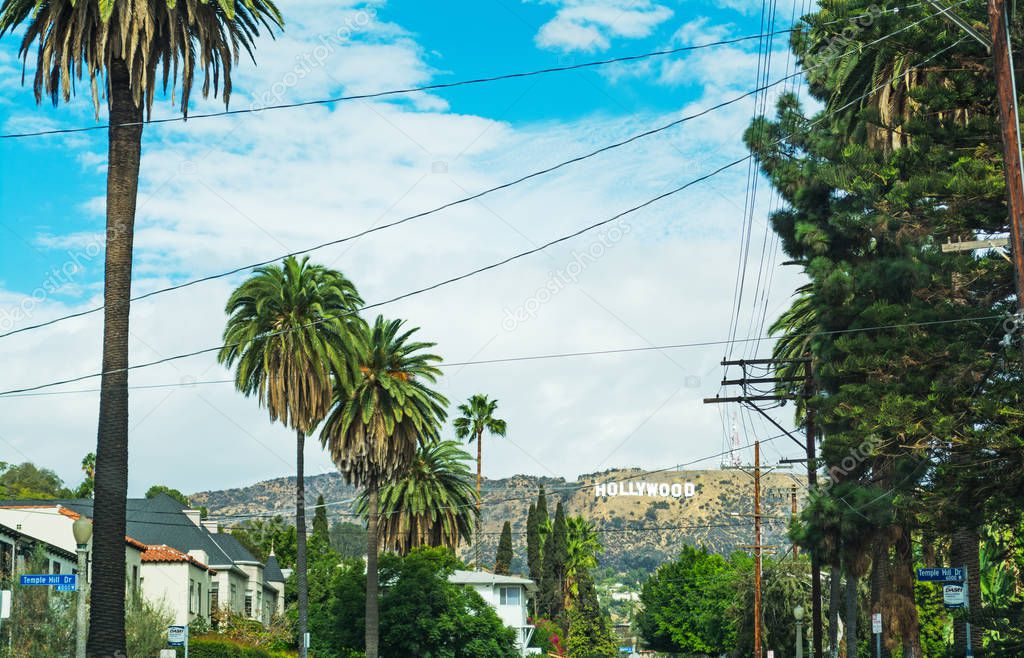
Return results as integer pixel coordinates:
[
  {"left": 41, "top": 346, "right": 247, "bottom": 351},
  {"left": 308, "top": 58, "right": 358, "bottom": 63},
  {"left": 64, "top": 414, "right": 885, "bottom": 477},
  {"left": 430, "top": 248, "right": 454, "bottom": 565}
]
[{"left": 595, "top": 480, "right": 696, "bottom": 499}]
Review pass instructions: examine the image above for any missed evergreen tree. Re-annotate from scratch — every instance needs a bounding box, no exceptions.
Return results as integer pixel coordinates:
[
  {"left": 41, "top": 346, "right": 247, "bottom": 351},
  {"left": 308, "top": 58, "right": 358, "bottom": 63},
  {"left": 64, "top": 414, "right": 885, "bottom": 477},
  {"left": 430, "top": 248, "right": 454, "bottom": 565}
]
[
  {"left": 494, "top": 521, "right": 513, "bottom": 575},
  {"left": 566, "top": 571, "right": 618, "bottom": 658},
  {"left": 526, "top": 503, "right": 542, "bottom": 585},
  {"left": 539, "top": 502, "right": 568, "bottom": 619},
  {"left": 312, "top": 494, "right": 330, "bottom": 546},
  {"left": 536, "top": 485, "right": 550, "bottom": 549}
]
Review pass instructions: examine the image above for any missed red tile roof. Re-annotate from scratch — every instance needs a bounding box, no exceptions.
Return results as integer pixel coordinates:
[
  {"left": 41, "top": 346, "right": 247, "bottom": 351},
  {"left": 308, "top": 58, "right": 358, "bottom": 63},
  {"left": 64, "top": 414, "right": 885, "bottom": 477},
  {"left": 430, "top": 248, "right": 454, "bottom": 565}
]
[{"left": 141, "top": 544, "right": 216, "bottom": 574}]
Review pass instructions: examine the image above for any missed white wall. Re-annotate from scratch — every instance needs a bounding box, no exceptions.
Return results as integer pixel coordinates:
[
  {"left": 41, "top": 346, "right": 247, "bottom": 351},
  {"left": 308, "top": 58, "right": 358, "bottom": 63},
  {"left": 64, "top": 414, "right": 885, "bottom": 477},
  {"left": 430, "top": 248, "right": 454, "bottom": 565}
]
[{"left": 140, "top": 561, "right": 213, "bottom": 627}]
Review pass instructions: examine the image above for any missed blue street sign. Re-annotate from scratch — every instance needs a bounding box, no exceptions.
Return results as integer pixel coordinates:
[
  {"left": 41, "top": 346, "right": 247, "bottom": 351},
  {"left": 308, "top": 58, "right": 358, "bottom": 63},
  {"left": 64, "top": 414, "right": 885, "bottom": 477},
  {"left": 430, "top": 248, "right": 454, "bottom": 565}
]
[
  {"left": 55, "top": 583, "right": 77, "bottom": 592},
  {"left": 19, "top": 574, "right": 77, "bottom": 588},
  {"left": 916, "top": 567, "right": 965, "bottom": 582}
]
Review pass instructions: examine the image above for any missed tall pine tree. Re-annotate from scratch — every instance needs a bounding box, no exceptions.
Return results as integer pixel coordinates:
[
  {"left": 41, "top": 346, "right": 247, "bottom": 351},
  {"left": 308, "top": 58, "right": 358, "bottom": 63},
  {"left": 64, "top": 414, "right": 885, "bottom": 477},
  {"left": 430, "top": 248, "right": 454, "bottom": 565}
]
[
  {"left": 539, "top": 502, "right": 568, "bottom": 620},
  {"left": 312, "top": 494, "right": 330, "bottom": 546},
  {"left": 526, "top": 503, "right": 542, "bottom": 585},
  {"left": 495, "top": 521, "right": 513, "bottom": 575}
]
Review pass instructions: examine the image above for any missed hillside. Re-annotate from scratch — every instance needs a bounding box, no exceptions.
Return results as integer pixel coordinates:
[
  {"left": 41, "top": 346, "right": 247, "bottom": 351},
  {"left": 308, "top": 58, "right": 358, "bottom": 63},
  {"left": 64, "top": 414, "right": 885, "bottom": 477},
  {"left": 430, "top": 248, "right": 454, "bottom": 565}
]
[{"left": 190, "top": 468, "right": 806, "bottom": 572}]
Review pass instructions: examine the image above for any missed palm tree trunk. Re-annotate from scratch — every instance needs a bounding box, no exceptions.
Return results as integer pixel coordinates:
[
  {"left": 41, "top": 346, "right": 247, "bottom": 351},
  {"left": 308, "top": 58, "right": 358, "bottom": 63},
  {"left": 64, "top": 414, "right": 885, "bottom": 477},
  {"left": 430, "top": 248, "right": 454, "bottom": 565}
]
[
  {"left": 296, "top": 429, "right": 309, "bottom": 658},
  {"left": 844, "top": 570, "right": 858, "bottom": 658},
  {"left": 87, "top": 56, "right": 142, "bottom": 658},
  {"left": 951, "top": 525, "right": 983, "bottom": 654},
  {"left": 475, "top": 428, "right": 482, "bottom": 569},
  {"left": 828, "top": 560, "right": 842, "bottom": 657},
  {"left": 366, "top": 486, "right": 380, "bottom": 658}
]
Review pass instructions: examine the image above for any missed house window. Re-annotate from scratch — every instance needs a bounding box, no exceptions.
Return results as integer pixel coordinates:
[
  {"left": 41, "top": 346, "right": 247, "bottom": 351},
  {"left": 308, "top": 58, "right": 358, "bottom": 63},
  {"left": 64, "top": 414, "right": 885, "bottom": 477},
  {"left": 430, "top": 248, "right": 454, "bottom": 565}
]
[
  {"left": 211, "top": 582, "right": 219, "bottom": 611},
  {"left": 499, "top": 586, "right": 521, "bottom": 606},
  {"left": 189, "top": 580, "right": 196, "bottom": 614},
  {"left": 197, "top": 582, "right": 203, "bottom": 615},
  {"left": 244, "top": 592, "right": 253, "bottom": 617},
  {"left": 131, "top": 565, "right": 139, "bottom": 592},
  {"left": 230, "top": 583, "right": 237, "bottom": 609},
  {"left": 52, "top": 561, "right": 61, "bottom": 574}
]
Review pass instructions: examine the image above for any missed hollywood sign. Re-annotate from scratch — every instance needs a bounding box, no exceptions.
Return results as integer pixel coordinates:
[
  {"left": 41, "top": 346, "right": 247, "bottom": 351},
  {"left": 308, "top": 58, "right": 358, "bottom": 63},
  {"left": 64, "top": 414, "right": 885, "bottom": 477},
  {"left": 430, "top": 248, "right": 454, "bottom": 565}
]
[{"left": 594, "top": 481, "right": 696, "bottom": 498}]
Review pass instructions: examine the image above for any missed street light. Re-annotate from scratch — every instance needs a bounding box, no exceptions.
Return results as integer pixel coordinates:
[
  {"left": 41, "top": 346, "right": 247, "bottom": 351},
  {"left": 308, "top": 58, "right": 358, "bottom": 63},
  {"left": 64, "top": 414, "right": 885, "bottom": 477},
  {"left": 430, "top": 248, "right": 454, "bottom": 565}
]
[
  {"left": 72, "top": 517, "right": 92, "bottom": 658},
  {"left": 794, "top": 605, "right": 805, "bottom": 658}
]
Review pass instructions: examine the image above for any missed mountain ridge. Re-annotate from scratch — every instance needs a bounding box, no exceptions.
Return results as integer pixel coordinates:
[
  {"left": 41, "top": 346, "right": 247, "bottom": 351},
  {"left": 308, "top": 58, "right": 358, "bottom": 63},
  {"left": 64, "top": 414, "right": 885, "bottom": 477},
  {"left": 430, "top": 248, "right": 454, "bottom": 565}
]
[{"left": 190, "top": 467, "right": 806, "bottom": 572}]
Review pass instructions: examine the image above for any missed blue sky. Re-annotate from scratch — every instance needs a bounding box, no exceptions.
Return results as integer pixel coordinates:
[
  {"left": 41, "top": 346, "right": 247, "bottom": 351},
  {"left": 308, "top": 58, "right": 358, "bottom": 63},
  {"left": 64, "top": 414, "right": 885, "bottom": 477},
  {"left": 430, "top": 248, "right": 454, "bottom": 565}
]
[{"left": 0, "top": 0, "right": 806, "bottom": 495}]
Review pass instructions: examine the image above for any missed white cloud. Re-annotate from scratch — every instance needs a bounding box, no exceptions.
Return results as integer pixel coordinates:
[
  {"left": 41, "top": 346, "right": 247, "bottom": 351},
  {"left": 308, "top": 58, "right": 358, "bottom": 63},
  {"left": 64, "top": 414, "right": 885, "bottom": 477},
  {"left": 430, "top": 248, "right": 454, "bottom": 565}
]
[
  {"left": 0, "top": 0, "right": 806, "bottom": 497},
  {"left": 534, "top": 0, "right": 674, "bottom": 52}
]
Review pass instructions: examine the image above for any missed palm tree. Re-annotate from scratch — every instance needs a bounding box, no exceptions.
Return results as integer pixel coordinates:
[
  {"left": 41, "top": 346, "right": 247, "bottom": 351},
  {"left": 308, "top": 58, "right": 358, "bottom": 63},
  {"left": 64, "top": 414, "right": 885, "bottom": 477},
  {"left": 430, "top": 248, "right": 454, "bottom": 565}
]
[
  {"left": 0, "top": 2, "right": 281, "bottom": 653},
  {"left": 321, "top": 316, "right": 448, "bottom": 658},
  {"left": 565, "top": 516, "right": 603, "bottom": 603},
  {"left": 219, "top": 256, "right": 363, "bottom": 658},
  {"left": 355, "top": 440, "right": 477, "bottom": 554},
  {"left": 453, "top": 394, "right": 507, "bottom": 563}
]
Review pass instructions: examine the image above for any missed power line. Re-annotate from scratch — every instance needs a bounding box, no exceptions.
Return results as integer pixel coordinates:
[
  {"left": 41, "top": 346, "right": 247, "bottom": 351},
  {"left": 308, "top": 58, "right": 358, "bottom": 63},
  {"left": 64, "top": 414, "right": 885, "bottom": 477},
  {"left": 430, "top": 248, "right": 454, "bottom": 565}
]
[
  {"left": 0, "top": 34, "right": 973, "bottom": 399},
  {"left": 0, "top": 3, "right": 927, "bottom": 141},
  {"left": 0, "top": 313, "right": 1000, "bottom": 399},
  {"left": 0, "top": 31, "right": 795, "bottom": 140},
  {"left": 0, "top": 1, "right": 952, "bottom": 343}
]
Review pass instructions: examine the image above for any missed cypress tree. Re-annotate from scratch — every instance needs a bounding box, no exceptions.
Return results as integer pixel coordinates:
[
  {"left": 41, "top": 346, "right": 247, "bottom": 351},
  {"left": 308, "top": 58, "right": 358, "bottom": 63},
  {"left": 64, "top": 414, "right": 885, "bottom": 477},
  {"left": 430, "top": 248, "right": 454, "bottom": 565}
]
[
  {"left": 494, "top": 521, "right": 513, "bottom": 575},
  {"left": 539, "top": 501, "right": 568, "bottom": 619},
  {"left": 536, "top": 484, "right": 551, "bottom": 550},
  {"left": 312, "top": 494, "right": 330, "bottom": 545},
  {"left": 526, "top": 503, "right": 542, "bottom": 584}
]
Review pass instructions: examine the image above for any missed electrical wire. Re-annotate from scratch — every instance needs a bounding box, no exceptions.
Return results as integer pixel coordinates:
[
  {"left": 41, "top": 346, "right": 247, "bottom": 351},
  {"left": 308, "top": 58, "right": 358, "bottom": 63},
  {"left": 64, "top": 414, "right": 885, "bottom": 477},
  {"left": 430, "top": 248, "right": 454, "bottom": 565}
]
[
  {"left": 0, "top": 1, "right": 964, "bottom": 343},
  {"left": 0, "top": 2, "right": 932, "bottom": 141},
  {"left": 0, "top": 31, "right": 973, "bottom": 399}
]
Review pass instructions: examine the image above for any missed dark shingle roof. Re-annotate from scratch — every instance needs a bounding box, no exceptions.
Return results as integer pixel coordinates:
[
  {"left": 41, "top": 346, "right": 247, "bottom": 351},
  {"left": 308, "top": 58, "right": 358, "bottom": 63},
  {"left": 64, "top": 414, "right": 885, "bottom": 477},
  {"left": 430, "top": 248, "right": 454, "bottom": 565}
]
[
  {"left": 207, "top": 532, "right": 258, "bottom": 564},
  {"left": 263, "top": 554, "right": 285, "bottom": 583}
]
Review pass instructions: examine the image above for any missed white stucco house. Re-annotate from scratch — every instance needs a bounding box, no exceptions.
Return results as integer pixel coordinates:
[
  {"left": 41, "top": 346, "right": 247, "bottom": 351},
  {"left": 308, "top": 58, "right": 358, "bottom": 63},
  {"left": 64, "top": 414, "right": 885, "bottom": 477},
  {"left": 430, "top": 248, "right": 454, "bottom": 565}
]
[
  {"left": 0, "top": 494, "right": 286, "bottom": 629},
  {"left": 138, "top": 544, "right": 217, "bottom": 626},
  {"left": 449, "top": 570, "right": 538, "bottom": 656},
  {"left": 0, "top": 505, "right": 145, "bottom": 591}
]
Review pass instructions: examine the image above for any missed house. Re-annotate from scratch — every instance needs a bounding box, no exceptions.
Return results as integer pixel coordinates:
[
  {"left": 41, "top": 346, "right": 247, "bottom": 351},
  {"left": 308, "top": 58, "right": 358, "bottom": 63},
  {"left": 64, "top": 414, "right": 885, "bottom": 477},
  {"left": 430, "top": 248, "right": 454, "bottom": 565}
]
[
  {"left": 449, "top": 570, "right": 537, "bottom": 656},
  {"left": 0, "top": 495, "right": 286, "bottom": 628},
  {"left": 138, "top": 544, "right": 216, "bottom": 626},
  {"left": 0, "top": 505, "right": 145, "bottom": 592}
]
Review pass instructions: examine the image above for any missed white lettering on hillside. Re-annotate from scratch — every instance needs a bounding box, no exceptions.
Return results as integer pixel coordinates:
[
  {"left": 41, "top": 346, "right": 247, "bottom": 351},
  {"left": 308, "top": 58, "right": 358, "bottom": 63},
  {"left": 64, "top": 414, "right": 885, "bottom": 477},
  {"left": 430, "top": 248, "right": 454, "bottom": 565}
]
[{"left": 594, "top": 481, "right": 696, "bottom": 498}]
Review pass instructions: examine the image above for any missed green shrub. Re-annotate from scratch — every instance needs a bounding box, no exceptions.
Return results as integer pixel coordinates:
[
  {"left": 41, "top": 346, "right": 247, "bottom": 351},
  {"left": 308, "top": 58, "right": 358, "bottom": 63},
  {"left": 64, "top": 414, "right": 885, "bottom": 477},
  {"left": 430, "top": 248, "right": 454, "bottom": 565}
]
[{"left": 175, "top": 636, "right": 295, "bottom": 658}]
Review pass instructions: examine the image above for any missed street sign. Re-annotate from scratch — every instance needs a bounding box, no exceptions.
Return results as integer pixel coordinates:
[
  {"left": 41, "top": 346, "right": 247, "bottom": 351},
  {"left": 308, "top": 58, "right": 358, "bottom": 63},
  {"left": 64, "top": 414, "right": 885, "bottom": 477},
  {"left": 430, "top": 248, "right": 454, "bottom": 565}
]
[
  {"left": 944, "top": 584, "right": 966, "bottom": 608},
  {"left": 916, "top": 567, "right": 965, "bottom": 582},
  {"left": 167, "top": 625, "right": 187, "bottom": 647},
  {"left": 0, "top": 590, "right": 10, "bottom": 619},
  {"left": 19, "top": 574, "right": 76, "bottom": 588},
  {"left": 55, "top": 583, "right": 77, "bottom": 592},
  {"left": 872, "top": 612, "right": 882, "bottom": 634}
]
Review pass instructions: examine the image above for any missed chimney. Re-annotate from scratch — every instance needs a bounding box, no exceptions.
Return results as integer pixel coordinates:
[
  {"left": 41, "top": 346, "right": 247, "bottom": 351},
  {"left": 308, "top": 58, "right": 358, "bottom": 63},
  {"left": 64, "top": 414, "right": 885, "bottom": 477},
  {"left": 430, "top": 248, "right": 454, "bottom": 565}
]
[
  {"left": 202, "top": 520, "right": 219, "bottom": 534},
  {"left": 183, "top": 509, "right": 202, "bottom": 527},
  {"left": 187, "top": 549, "right": 208, "bottom": 566}
]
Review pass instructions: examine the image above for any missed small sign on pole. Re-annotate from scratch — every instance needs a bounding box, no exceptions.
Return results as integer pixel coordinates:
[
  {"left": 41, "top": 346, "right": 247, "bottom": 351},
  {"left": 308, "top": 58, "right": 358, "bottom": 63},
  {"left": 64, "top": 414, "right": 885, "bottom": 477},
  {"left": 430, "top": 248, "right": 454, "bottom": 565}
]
[
  {"left": 19, "top": 574, "right": 76, "bottom": 588},
  {"left": 872, "top": 612, "right": 882, "bottom": 634},
  {"left": 168, "top": 625, "right": 189, "bottom": 658},
  {"left": 916, "top": 567, "right": 965, "bottom": 582},
  {"left": 943, "top": 584, "right": 966, "bottom": 609},
  {"left": 167, "top": 626, "right": 187, "bottom": 647}
]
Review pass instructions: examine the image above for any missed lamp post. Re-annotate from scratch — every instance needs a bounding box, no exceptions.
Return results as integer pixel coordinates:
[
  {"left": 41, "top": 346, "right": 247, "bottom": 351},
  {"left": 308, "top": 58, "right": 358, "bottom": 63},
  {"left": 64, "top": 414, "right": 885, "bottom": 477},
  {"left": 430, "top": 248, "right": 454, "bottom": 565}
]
[
  {"left": 794, "top": 605, "right": 805, "bottom": 658},
  {"left": 72, "top": 517, "right": 92, "bottom": 658}
]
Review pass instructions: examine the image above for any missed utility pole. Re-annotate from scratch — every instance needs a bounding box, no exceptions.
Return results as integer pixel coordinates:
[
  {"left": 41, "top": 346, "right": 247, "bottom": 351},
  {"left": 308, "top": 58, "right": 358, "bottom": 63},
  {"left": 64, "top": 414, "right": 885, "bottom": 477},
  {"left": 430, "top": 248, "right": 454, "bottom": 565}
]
[
  {"left": 706, "top": 356, "right": 822, "bottom": 657},
  {"left": 988, "top": 0, "right": 1024, "bottom": 308},
  {"left": 754, "top": 440, "right": 763, "bottom": 658},
  {"left": 791, "top": 484, "right": 799, "bottom": 558},
  {"left": 805, "top": 357, "right": 823, "bottom": 658}
]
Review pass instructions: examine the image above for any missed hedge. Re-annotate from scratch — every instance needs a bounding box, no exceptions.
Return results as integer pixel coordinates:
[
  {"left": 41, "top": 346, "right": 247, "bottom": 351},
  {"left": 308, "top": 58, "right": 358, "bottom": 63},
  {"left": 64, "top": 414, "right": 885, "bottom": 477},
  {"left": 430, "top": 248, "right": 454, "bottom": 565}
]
[{"left": 174, "top": 636, "right": 295, "bottom": 658}]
